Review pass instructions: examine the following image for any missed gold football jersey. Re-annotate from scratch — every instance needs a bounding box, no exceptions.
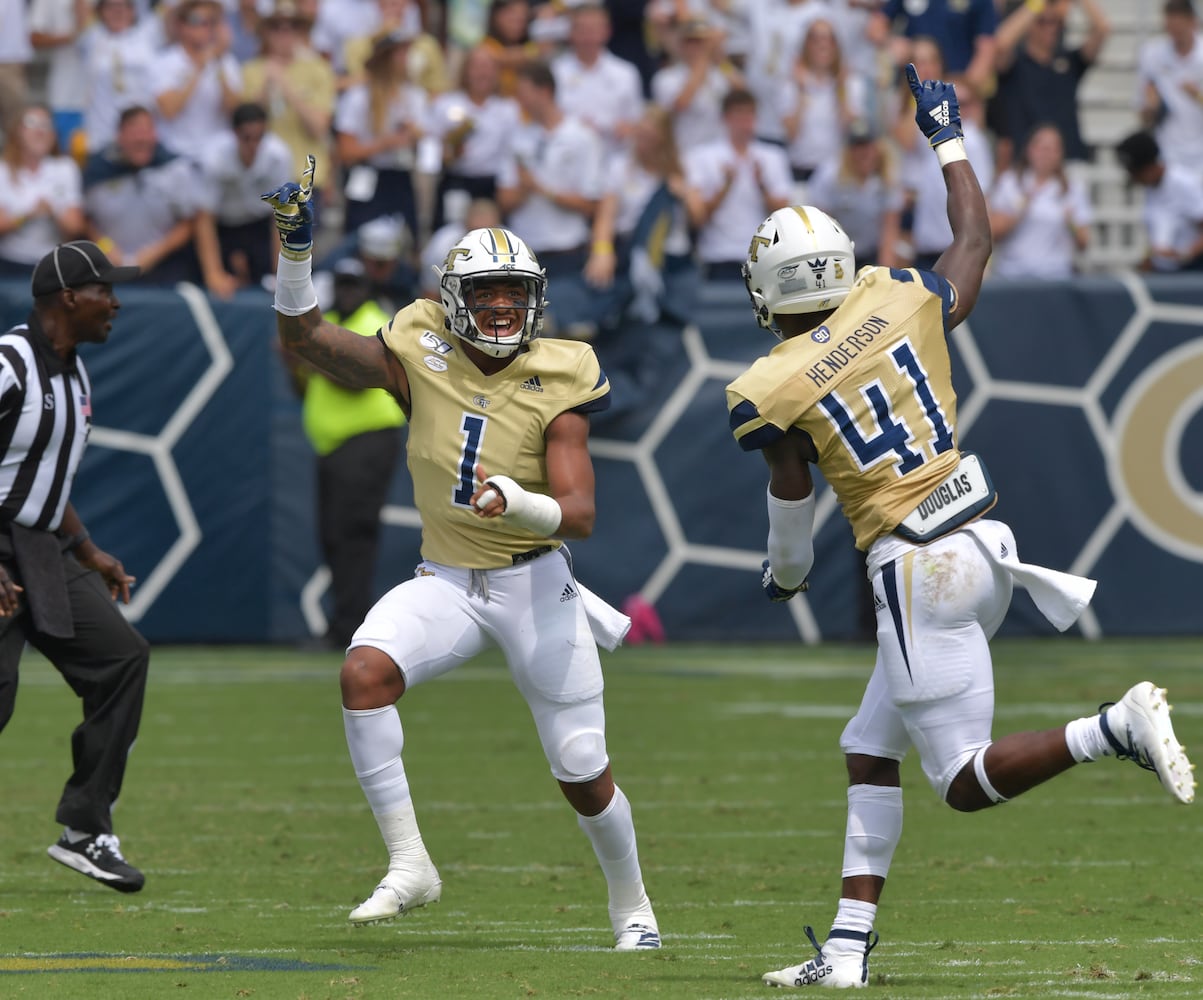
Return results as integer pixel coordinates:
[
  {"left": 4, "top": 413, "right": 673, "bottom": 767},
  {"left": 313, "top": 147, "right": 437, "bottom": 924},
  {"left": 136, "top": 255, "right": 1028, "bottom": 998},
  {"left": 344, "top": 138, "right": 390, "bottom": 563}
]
[
  {"left": 382, "top": 299, "right": 611, "bottom": 568},
  {"left": 727, "top": 266, "right": 963, "bottom": 550}
]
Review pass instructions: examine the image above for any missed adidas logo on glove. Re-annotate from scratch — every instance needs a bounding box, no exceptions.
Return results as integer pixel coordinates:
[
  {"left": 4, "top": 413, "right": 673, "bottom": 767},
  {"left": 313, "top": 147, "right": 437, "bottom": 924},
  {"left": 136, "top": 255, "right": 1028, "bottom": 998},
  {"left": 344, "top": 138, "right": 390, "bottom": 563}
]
[{"left": 928, "top": 100, "right": 950, "bottom": 128}]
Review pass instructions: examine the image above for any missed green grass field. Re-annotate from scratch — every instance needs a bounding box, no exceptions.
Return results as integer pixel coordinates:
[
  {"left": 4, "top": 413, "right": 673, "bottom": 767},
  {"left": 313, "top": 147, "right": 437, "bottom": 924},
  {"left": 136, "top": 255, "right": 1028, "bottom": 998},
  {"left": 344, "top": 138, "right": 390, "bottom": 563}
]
[{"left": 1, "top": 639, "right": 1201, "bottom": 999}]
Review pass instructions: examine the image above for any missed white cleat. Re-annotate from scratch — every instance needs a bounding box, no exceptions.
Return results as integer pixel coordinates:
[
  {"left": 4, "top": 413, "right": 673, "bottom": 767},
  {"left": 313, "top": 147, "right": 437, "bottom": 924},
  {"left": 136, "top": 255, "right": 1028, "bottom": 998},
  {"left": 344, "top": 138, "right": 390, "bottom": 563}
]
[
  {"left": 1100, "top": 682, "right": 1197, "bottom": 804},
  {"left": 763, "top": 926, "right": 877, "bottom": 989},
  {"left": 348, "top": 865, "right": 442, "bottom": 925},
  {"left": 614, "top": 913, "right": 661, "bottom": 951}
]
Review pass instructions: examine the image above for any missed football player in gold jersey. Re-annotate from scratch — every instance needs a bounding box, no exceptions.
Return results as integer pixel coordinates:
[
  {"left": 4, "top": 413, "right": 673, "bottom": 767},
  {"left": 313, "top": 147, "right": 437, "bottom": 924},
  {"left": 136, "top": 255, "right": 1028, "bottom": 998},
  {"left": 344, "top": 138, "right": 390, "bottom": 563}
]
[
  {"left": 727, "top": 68, "right": 1195, "bottom": 989},
  {"left": 261, "top": 160, "right": 660, "bottom": 951}
]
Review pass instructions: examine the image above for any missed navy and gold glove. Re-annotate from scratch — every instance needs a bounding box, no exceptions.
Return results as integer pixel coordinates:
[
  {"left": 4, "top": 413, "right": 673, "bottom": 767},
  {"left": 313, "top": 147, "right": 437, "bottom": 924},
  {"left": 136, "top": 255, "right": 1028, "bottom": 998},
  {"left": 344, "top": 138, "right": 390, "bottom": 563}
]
[
  {"left": 762, "top": 559, "right": 809, "bottom": 603},
  {"left": 261, "top": 154, "right": 316, "bottom": 261},
  {"left": 905, "top": 63, "right": 962, "bottom": 148}
]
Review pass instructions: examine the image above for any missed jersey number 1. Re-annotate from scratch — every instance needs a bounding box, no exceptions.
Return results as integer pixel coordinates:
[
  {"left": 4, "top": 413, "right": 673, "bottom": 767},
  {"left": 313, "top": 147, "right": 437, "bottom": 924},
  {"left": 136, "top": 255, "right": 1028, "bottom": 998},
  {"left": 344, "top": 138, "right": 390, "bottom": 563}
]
[
  {"left": 818, "top": 339, "right": 953, "bottom": 474},
  {"left": 454, "top": 412, "right": 487, "bottom": 506}
]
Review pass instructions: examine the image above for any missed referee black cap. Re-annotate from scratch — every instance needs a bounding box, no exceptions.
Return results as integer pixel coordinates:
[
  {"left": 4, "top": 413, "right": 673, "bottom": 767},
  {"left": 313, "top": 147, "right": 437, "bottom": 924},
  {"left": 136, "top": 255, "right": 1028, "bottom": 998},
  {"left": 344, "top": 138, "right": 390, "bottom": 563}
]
[{"left": 31, "top": 241, "right": 141, "bottom": 298}]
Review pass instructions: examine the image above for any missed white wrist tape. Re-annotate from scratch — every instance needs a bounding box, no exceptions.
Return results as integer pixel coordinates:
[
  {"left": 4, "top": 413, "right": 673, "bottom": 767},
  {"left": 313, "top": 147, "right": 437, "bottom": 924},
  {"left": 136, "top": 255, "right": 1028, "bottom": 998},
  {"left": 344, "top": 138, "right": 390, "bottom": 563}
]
[
  {"left": 274, "top": 252, "right": 319, "bottom": 316},
  {"left": 934, "top": 137, "right": 968, "bottom": 168},
  {"left": 484, "top": 475, "right": 563, "bottom": 537},
  {"left": 766, "top": 487, "right": 816, "bottom": 590}
]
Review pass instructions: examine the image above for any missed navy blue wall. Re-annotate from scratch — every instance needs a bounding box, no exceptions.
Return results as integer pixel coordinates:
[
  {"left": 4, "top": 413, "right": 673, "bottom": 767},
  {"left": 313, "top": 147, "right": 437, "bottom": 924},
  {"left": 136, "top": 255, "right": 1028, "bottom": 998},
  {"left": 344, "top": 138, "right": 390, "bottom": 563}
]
[{"left": 3, "top": 273, "right": 1201, "bottom": 642}]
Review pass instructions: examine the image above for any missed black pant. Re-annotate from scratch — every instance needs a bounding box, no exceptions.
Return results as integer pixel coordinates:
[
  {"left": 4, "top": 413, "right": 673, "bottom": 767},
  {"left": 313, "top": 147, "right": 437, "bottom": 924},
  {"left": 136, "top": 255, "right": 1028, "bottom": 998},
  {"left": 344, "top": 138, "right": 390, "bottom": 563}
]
[
  {"left": 0, "top": 552, "right": 150, "bottom": 834},
  {"left": 433, "top": 172, "right": 497, "bottom": 232},
  {"left": 217, "top": 217, "right": 276, "bottom": 284},
  {"left": 317, "top": 427, "right": 404, "bottom": 646},
  {"left": 343, "top": 168, "right": 417, "bottom": 242}
]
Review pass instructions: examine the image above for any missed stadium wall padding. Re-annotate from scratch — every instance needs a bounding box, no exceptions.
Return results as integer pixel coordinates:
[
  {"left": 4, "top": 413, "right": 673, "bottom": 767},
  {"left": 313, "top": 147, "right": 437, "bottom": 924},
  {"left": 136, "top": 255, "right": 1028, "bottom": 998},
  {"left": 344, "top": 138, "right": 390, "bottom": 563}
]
[{"left": 2, "top": 273, "right": 1201, "bottom": 643}]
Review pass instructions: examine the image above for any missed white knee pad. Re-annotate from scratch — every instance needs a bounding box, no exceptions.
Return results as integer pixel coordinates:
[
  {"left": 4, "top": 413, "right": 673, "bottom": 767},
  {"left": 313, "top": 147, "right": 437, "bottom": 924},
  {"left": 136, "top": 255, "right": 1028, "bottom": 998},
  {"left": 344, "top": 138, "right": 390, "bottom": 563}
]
[{"left": 553, "top": 728, "right": 609, "bottom": 782}]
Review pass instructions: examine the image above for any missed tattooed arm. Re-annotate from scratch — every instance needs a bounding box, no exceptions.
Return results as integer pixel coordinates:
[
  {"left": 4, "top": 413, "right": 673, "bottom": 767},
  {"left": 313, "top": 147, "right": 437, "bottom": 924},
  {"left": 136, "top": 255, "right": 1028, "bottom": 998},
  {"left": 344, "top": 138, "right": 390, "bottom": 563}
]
[
  {"left": 263, "top": 156, "right": 410, "bottom": 405},
  {"left": 277, "top": 307, "right": 410, "bottom": 408}
]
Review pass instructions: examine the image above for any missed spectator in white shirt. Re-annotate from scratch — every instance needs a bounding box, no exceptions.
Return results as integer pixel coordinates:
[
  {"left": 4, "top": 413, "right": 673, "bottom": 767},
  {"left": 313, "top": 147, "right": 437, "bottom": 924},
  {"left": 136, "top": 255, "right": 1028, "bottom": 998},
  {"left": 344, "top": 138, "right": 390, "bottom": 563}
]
[
  {"left": 497, "top": 58, "right": 605, "bottom": 334},
  {"left": 195, "top": 102, "right": 294, "bottom": 299},
  {"left": 0, "top": 0, "right": 33, "bottom": 132},
  {"left": 778, "top": 16, "right": 869, "bottom": 184},
  {"left": 78, "top": 0, "right": 158, "bottom": 155},
  {"left": 988, "top": 122, "right": 1092, "bottom": 280},
  {"left": 0, "top": 104, "right": 87, "bottom": 279},
  {"left": 1116, "top": 128, "right": 1203, "bottom": 272},
  {"left": 550, "top": 3, "right": 645, "bottom": 152},
  {"left": 333, "top": 27, "right": 428, "bottom": 237},
  {"left": 82, "top": 105, "right": 204, "bottom": 283},
  {"left": 745, "top": 0, "right": 851, "bottom": 143},
  {"left": 1136, "top": 0, "right": 1203, "bottom": 180},
  {"left": 650, "top": 17, "right": 741, "bottom": 155},
  {"left": 683, "top": 87, "right": 793, "bottom": 282},
  {"left": 423, "top": 44, "right": 520, "bottom": 230},
  {"left": 29, "top": 0, "right": 90, "bottom": 156},
  {"left": 150, "top": 0, "right": 243, "bottom": 161}
]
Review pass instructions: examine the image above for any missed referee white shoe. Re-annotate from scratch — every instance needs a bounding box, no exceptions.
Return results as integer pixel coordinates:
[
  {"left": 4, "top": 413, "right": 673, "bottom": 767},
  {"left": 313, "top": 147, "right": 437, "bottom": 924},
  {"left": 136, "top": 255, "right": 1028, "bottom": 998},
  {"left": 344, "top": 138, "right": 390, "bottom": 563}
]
[
  {"left": 1100, "top": 682, "right": 1196, "bottom": 804},
  {"left": 348, "top": 863, "right": 442, "bottom": 924}
]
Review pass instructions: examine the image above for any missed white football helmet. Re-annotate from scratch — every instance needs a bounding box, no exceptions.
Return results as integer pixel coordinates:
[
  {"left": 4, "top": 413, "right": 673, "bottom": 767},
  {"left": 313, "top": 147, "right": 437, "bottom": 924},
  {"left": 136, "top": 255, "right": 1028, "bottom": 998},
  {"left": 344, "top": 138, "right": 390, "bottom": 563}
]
[
  {"left": 742, "top": 206, "right": 856, "bottom": 338},
  {"left": 436, "top": 227, "right": 546, "bottom": 357}
]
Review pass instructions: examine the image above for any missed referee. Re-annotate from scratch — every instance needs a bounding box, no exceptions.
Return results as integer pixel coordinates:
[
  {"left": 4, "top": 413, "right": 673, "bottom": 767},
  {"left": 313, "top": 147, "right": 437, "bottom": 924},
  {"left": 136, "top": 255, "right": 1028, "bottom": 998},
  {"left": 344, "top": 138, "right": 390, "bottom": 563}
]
[{"left": 0, "top": 241, "right": 151, "bottom": 893}]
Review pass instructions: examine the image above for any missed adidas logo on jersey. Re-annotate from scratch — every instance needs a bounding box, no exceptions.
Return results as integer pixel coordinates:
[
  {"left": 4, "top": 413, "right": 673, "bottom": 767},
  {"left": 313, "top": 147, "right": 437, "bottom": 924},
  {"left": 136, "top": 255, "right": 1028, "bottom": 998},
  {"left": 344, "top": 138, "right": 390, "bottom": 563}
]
[
  {"left": 560, "top": 583, "right": 578, "bottom": 603},
  {"left": 520, "top": 375, "right": 544, "bottom": 392},
  {"left": 928, "top": 101, "right": 950, "bottom": 128}
]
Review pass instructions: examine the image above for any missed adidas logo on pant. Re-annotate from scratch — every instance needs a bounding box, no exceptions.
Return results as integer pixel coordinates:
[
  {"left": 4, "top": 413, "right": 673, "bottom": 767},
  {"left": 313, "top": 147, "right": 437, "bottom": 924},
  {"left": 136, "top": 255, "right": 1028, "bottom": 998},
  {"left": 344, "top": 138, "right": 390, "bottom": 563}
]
[{"left": 560, "top": 583, "right": 577, "bottom": 603}]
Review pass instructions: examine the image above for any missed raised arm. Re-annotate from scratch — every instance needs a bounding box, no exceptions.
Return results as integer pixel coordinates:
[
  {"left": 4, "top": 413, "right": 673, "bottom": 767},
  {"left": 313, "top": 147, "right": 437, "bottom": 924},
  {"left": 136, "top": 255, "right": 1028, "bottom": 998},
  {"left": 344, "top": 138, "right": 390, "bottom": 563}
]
[
  {"left": 904, "top": 64, "right": 991, "bottom": 327},
  {"left": 262, "top": 155, "right": 409, "bottom": 399},
  {"left": 1077, "top": 0, "right": 1111, "bottom": 65}
]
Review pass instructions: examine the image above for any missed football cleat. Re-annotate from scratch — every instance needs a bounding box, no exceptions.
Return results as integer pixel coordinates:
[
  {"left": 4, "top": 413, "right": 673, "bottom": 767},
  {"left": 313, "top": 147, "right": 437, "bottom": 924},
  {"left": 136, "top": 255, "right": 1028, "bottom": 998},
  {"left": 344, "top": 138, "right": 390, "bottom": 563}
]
[
  {"left": 348, "top": 864, "right": 442, "bottom": 924},
  {"left": 763, "top": 925, "right": 878, "bottom": 989},
  {"left": 1099, "top": 682, "right": 1196, "bottom": 804},
  {"left": 47, "top": 832, "right": 145, "bottom": 893},
  {"left": 614, "top": 914, "right": 661, "bottom": 951}
]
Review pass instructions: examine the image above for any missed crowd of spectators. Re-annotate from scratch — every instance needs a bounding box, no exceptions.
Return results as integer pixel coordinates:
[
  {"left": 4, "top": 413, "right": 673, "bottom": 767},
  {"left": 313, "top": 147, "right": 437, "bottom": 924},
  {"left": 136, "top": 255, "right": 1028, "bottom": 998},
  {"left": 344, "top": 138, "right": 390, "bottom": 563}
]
[{"left": 1, "top": 0, "right": 1202, "bottom": 329}]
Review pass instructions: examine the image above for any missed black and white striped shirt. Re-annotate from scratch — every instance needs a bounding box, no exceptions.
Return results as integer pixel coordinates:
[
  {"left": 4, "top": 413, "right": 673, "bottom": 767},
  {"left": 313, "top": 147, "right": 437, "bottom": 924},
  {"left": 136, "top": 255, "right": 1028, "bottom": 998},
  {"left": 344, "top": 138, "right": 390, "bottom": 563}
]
[{"left": 0, "top": 318, "right": 92, "bottom": 531}]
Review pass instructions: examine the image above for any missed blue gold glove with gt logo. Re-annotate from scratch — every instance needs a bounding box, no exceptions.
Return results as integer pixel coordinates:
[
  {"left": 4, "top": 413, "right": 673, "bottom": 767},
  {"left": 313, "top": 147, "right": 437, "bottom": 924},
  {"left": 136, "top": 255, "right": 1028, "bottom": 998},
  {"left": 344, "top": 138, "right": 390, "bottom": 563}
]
[
  {"left": 905, "top": 63, "right": 962, "bottom": 148},
  {"left": 762, "top": 559, "right": 809, "bottom": 603},
  {"left": 261, "top": 154, "right": 316, "bottom": 261}
]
